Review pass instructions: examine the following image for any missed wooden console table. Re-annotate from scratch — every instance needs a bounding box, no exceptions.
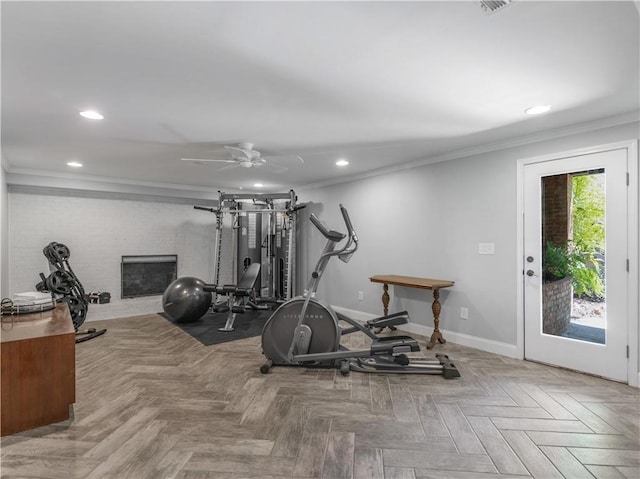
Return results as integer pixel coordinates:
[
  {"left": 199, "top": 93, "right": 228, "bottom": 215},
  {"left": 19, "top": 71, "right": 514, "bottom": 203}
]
[
  {"left": 1, "top": 303, "right": 76, "bottom": 436},
  {"left": 370, "top": 275, "right": 455, "bottom": 349}
]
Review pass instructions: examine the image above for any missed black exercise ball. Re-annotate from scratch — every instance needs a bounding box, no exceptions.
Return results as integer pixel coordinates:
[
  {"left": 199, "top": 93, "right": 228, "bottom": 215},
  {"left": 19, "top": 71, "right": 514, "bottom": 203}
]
[{"left": 162, "top": 277, "right": 212, "bottom": 323}]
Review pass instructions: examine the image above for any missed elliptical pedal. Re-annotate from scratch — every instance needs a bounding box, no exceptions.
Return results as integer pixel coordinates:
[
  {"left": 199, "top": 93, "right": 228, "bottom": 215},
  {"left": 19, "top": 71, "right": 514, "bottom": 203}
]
[{"left": 366, "top": 310, "right": 410, "bottom": 329}]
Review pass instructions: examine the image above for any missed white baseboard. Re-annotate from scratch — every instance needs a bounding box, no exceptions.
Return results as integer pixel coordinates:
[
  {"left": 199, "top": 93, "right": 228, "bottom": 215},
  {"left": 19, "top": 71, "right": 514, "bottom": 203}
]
[
  {"left": 400, "top": 322, "right": 519, "bottom": 359},
  {"left": 332, "top": 305, "right": 519, "bottom": 359}
]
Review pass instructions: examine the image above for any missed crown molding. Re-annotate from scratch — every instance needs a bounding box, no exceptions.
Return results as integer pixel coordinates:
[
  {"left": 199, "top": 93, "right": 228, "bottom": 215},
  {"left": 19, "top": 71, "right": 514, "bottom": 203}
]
[
  {"left": 300, "top": 111, "right": 640, "bottom": 191},
  {"left": 6, "top": 169, "right": 225, "bottom": 202}
]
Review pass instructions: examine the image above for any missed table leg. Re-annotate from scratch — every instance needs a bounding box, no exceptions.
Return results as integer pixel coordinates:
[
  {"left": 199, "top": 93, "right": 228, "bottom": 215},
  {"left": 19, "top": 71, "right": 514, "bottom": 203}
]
[
  {"left": 382, "top": 283, "right": 389, "bottom": 316},
  {"left": 426, "top": 288, "right": 446, "bottom": 349},
  {"left": 375, "top": 283, "right": 397, "bottom": 334}
]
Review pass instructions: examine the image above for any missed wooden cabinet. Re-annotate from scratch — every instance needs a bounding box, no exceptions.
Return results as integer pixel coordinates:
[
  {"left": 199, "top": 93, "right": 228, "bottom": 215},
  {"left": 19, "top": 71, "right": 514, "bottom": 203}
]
[{"left": 1, "top": 303, "right": 76, "bottom": 436}]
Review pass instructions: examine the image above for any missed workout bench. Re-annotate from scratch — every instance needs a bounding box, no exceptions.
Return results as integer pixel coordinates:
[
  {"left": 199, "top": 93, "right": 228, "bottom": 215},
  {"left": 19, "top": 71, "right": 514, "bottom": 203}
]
[{"left": 203, "top": 262, "right": 261, "bottom": 332}]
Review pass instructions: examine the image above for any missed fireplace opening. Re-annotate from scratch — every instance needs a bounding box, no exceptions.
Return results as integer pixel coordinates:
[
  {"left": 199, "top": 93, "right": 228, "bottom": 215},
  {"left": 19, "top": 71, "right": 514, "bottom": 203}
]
[{"left": 121, "top": 255, "right": 177, "bottom": 299}]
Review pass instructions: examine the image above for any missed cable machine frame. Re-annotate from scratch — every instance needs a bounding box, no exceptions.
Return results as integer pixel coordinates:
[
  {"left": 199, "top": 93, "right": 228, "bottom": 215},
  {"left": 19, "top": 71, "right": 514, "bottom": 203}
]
[{"left": 196, "top": 190, "right": 301, "bottom": 307}]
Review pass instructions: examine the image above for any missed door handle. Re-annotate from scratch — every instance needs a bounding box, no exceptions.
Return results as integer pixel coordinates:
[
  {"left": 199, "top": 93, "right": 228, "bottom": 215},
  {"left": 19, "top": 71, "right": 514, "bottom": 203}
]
[{"left": 526, "top": 270, "right": 537, "bottom": 277}]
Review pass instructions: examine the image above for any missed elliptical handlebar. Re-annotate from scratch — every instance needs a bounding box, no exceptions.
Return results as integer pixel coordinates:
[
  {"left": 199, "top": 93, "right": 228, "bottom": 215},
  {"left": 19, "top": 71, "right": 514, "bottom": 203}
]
[
  {"left": 309, "top": 214, "right": 346, "bottom": 243},
  {"left": 337, "top": 204, "right": 358, "bottom": 262},
  {"left": 339, "top": 204, "right": 356, "bottom": 241},
  {"left": 308, "top": 205, "right": 359, "bottom": 264}
]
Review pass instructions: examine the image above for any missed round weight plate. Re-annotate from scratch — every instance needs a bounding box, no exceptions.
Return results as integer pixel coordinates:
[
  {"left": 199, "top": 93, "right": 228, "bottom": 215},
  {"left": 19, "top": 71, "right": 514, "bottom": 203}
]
[
  {"left": 47, "top": 270, "right": 73, "bottom": 295},
  {"left": 43, "top": 244, "right": 57, "bottom": 263},
  {"left": 52, "top": 243, "right": 70, "bottom": 261},
  {"left": 63, "top": 296, "right": 87, "bottom": 329}
]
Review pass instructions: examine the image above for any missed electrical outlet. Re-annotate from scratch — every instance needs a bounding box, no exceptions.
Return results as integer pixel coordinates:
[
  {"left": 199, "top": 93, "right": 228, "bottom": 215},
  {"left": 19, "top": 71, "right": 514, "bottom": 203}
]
[
  {"left": 358, "top": 291, "right": 364, "bottom": 301},
  {"left": 460, "top": 307, "right": 469, "bottom": 319},
  {"left": 478, "top": 243, "right": 495, "bottom": 255}
]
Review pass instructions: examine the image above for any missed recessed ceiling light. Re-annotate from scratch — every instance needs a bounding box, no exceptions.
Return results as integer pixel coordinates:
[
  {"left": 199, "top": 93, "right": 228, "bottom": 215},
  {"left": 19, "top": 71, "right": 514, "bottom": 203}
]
[
  {"left": 336, "top": 159, "right": 349, "bottom": 167},
  {"left": 253, "top": 183, "right": 264, "bottom": 188},
  {"left": 79, "top": 110, "right": 104, "bottom": 120},
  {"left": 66, "top": 161, "right": 83, "bottom": 168},
  {"left": 525, "top": 105, "right": 551, "bottom": 115}
]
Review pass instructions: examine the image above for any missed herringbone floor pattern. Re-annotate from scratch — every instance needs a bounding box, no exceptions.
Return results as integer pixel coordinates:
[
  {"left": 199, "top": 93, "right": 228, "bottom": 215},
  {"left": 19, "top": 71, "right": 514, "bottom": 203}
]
[{"left": 1, "top": 313, "right": 639, "bottom": 478}]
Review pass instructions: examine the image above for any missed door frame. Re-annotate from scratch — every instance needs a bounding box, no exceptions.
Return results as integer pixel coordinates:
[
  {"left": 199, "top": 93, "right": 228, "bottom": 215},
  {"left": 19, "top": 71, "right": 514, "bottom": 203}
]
[{"left": 516, "top": 139, "right": 639, "bottom": 386}]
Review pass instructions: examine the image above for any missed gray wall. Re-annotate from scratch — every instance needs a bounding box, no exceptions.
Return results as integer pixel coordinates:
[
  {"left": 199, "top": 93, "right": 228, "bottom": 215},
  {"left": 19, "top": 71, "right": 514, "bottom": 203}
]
[
  {"left": 299, "top": 121, "right": 639, "bottom": 351},
  {"left": 1, "top": 164, "right": 8, "bottom": 299}
]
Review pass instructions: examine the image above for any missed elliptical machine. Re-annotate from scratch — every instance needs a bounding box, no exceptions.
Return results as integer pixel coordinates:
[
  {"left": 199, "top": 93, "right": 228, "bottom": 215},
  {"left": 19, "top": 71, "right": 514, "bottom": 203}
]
[{"left": 260, "top": 205, "right": 460, "bottom": 378}]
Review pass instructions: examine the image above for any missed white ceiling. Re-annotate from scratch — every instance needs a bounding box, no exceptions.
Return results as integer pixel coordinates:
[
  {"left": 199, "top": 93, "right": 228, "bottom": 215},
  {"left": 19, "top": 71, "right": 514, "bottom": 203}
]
[{"left": 2, "top": 1, "right": 639, "bottom": 193}]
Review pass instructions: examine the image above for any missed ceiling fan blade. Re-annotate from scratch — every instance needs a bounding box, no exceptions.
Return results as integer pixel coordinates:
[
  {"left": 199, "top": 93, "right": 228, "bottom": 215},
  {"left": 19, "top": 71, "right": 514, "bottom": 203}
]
[
  {"left": 214, "top": 163, "right": 241, "bottom": 172},
  {"left": 262, "top": 154, "right": 304, "bottom": 164},
  {"left": 225, "top": 145, "right": 263, "bottom": 162},
  {"left": 224, "top": 145, "right": 251, "bottom": 155},
  {"left": 180, "top": 158, "right": 235, "bottom": 164}
]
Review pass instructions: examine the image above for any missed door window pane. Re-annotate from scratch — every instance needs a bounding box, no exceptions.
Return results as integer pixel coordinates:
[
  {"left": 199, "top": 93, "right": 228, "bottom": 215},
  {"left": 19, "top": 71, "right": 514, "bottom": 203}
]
[{"left": 541, "top": 169, "right": 605, "bottom": 344}]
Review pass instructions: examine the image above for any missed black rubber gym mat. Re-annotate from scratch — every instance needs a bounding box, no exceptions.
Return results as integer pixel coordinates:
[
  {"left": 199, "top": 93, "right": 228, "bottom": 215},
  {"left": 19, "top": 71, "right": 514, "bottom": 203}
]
[{"left": 159, "top": 309, "right": 272, "bottom": 346}]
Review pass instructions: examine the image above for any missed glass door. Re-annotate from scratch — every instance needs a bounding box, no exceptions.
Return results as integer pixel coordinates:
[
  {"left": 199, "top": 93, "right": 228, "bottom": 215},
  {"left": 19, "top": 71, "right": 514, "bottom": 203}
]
[{"left": 523, "top": 148, "right": 628, "bottom": 382}]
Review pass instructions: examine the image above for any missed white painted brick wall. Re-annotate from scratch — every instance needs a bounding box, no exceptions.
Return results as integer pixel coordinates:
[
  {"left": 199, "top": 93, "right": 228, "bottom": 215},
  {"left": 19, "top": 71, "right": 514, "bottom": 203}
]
[{"left": 7, "top": 190, "right": 230, "bottom": 321}]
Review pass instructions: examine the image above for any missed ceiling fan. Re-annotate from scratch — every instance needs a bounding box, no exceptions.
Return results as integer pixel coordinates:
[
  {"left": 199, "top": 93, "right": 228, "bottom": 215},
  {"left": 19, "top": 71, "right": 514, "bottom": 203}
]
[{"left": 181, "top": 142, "right": 303, "bottom": 171}]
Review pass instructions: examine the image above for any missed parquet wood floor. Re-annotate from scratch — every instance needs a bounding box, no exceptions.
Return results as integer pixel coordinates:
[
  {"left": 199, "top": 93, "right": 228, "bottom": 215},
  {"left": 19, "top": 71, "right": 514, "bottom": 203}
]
[{"left": 1, "top": 313, "right": 638, "bottom": 478}]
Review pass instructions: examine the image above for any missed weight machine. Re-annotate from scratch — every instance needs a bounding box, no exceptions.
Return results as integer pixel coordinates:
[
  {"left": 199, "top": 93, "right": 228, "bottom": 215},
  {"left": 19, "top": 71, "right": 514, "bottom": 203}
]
[
  {"left": 36, "top": 242, "right": 107, "bottom": 343},
  {"left": 195, "top": 190, "right": 303, "bottom": 307}
]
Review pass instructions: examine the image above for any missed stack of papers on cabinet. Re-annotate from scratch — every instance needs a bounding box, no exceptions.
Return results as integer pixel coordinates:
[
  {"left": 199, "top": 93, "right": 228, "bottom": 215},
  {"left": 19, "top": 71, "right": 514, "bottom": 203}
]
[{"left": 12, "top": 291, "right": 54, "bottom": 305}]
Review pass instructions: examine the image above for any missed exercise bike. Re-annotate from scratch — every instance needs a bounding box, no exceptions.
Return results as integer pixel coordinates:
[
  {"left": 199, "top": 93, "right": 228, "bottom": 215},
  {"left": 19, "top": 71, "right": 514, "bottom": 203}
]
[{"left": 260, "top": 205, "right": 460, "bottom": 378}]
